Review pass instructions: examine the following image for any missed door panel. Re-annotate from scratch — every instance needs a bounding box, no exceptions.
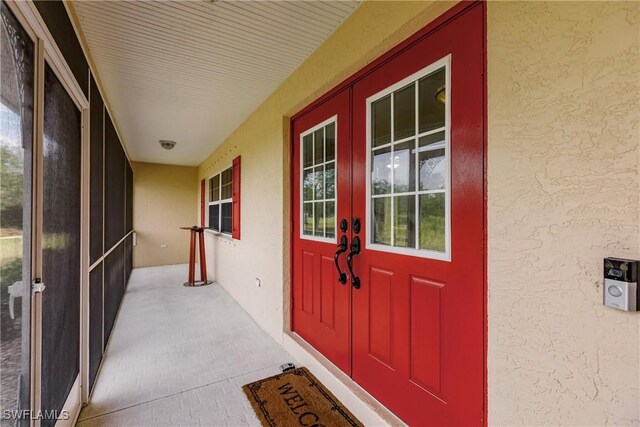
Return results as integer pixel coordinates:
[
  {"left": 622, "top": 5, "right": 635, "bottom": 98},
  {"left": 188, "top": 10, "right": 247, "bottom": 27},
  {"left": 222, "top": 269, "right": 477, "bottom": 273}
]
[
  {"left": 0, "top": 4, "right": 34, "bottom": 425},
  {"left": 368, "top": 267, "right": 393, "bottom": 367},
  {"left": 351, "top": 5, "right": 484, "bottom": 425},
  {"left": 301, "top": 251, "right": 314, "bottom": 315},
  {"left": 409, "top": 276, "right": 443, "bottom": 395},
  {"left": 41, "top": 62, "right": 82, "bottom": 427},
  {"left": 319, "top": 255, "right": 336, "bottom": 329},
  {"left": 292, "top": 89, "right": 351, "bottom": 374}
]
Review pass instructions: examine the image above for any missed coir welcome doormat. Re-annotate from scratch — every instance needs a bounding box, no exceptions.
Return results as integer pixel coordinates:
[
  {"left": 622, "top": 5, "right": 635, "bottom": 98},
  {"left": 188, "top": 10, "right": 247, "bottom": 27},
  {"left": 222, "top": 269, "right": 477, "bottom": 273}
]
[{"left": 242, "top": 367, "right": 363, "bottom": 427}]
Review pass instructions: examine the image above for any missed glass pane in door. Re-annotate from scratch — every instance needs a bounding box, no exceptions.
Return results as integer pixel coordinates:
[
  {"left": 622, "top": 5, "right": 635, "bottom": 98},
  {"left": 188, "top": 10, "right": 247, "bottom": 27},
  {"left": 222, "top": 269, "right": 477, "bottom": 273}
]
[
  {"left": 1, "top": 4, "right": 34, "bottom": 426},
  {"left": 368, "top": 61, "right": 449, "bottom": 259},
  {"left": 300, "top": 119, "right": 337, "bottom": 240},
  {"left": 40, "top": 64, "right": 82, "bottom": 427}
]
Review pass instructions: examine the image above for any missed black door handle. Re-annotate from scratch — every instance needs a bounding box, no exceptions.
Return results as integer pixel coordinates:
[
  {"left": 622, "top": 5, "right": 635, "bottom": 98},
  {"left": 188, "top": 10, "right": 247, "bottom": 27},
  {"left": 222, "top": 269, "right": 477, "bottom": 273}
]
[
  {"left": 347, "top": 236, "right": 361, "bottom": 289},
  {"left": 334, "top": 235, "right": 348, "bottom": 284}
]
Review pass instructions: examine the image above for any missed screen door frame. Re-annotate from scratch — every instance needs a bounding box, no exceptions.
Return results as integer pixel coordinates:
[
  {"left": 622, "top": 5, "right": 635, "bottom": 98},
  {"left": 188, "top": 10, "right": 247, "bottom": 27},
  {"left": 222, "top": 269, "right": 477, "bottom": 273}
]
[{"left": 4, "top": 2, "right": 90, "bottom": 426}]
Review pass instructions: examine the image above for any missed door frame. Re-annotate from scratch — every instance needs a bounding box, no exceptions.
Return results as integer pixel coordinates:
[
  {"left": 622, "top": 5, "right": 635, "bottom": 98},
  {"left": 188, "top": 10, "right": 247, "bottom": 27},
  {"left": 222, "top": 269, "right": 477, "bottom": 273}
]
[
  {"left": 287, "top": 1, "right": 487, "bottom": 423},
  {"left": 4, "top": 2, "right": 90, "bottom": 426}
]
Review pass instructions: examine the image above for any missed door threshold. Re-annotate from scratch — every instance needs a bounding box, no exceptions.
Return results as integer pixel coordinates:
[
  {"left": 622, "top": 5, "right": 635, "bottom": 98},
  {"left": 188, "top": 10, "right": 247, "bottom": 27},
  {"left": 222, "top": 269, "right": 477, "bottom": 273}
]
[{"left": 283, "top": 332, "right": 406, "bottom": 427}]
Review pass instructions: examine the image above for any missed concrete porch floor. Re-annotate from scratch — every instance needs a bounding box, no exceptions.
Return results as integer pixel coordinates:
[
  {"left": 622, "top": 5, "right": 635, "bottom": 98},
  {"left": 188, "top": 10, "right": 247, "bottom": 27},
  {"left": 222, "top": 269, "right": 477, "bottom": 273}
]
[{"left": 78, "top": 264, "right": 295, "bottom": 426}]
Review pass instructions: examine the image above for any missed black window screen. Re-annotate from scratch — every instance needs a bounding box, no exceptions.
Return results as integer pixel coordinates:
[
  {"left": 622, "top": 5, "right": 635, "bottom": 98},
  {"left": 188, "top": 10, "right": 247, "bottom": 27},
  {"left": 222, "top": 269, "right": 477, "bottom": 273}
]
[
  {"left": 125, "top": 234, "right": 133, "bottom": 286},
  {"left": 221, "top": 202, "right": 232, "bottom": 233},
  {"left": 33, "top": 1, "right": 88, "bottom": 97},
  {"left": 209, "top": 204, "right": 220, "bottom": 231},
  {"left": 125, "top": 162, "right": 133, "bottom": 233},
  {"left": 220, "top": 168, "right": 232, "bottom": 199},
  {"left": 41, "top": 63, "right": 81, "bottom": 427},
  {"left": 104, "top": 242, "right": 124, "bottom": 348},
  {"left": 89, "top": 74, "right": 103, "bottom": 264},
  {"left": 209, "top": 175, "right": 219, "bottom": 202},
  {"left": 89, "top": 263, "right": 103, "bottom": 391},
  {"left": 104, "top": 114, "right": 125, "bottom": 251}
]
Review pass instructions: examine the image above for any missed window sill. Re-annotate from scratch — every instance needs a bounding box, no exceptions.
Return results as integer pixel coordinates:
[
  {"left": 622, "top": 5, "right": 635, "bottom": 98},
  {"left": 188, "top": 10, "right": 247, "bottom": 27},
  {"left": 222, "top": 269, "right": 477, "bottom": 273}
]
[{"left": 204, "top": 229, "right": 233, "bottom": 241}]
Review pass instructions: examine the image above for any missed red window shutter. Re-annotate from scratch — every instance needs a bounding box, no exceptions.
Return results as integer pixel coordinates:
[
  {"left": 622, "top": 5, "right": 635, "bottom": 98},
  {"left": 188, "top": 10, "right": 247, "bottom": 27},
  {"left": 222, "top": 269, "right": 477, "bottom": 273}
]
[
  {"left": 232, "top": 156, "right": 241, "bottom": 239},
  {"left": 200, "top": 179, "right": 205, "bottom": 228}
]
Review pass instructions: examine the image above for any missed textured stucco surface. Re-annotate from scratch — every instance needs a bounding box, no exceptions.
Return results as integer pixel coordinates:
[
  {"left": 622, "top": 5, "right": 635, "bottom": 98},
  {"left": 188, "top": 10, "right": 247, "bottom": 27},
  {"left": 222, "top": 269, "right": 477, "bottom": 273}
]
[
  {"left": 132, "top": 162, "right": 198, "bottom": 268},
  {"left": 487, "top": 2, "right": 640, "bottom": 425}
]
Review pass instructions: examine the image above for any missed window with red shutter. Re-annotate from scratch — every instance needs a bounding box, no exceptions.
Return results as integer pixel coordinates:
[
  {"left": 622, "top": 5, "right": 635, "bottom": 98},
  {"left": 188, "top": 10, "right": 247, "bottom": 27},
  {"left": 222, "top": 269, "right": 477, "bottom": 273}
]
[
  {"left": 206, "top": 157, "right": 240, "bottom": 239},
  {"left": 232, "top": 156, "right": 241, "bottom": 239},
  {"left": 207, "top": 167, "right": 232, "bottom": 234}
]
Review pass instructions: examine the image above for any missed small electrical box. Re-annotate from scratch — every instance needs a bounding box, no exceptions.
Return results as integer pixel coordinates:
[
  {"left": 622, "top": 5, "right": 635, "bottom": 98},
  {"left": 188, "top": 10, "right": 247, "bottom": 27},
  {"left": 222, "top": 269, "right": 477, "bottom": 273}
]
[{"left": 603, "top": 258, "right": 639, "bottom": 311}]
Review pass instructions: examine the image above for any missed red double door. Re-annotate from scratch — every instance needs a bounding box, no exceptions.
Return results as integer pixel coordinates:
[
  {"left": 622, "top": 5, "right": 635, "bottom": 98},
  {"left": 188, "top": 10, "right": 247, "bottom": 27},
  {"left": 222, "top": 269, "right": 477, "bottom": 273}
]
[{"left": 292, "top": 4, "right": 485, "bottom": 426}]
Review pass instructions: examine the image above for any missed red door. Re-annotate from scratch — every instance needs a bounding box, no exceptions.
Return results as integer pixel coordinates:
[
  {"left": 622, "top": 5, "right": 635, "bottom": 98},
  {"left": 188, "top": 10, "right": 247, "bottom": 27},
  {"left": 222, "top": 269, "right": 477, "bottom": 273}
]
[
  {"left": 351, "top": 5, "right": 484, "bottom": 425},
  {"left": 292, "top": 89, "right": 352, "bottom": 373},
  {"left": 292, "top": 3, "right": 485, "bottom": 425}
]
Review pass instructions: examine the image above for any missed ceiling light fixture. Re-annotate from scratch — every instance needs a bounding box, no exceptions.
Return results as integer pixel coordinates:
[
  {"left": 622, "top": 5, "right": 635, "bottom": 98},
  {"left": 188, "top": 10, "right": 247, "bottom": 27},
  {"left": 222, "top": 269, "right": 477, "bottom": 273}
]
[{"left": 159, "top": 140, "right": 177, "bottom": 150}]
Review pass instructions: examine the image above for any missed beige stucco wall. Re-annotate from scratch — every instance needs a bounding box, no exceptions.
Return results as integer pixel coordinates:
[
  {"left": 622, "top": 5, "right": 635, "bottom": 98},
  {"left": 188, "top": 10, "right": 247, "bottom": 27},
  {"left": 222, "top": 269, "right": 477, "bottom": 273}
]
[
  {"left": 197, "top": 1, "right": 640, "bottom": 425},
  {"left": 133, "top": 161, "right": 198, "bottom": 268},
  {"left": 487, "top": 2, "right": 640, "bottom": 425}
]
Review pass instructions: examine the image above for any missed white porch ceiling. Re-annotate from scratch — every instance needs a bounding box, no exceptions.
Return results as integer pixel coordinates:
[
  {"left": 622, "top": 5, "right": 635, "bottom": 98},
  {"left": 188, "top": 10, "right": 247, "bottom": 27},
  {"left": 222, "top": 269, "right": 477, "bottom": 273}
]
[{"left": 73, "top": 1, "right": 360, "bottom": 166}]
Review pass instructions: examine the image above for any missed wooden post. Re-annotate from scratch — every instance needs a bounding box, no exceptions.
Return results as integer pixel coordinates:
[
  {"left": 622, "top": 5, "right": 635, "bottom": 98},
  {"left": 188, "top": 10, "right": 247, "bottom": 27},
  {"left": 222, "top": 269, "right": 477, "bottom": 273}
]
[
  {"left": 181, "top": 226, "right": 212, "bottom": 286},
  {"left": 187, "top": 227, "right": 196, "bottom": 285}
]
